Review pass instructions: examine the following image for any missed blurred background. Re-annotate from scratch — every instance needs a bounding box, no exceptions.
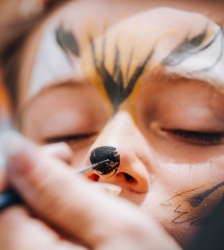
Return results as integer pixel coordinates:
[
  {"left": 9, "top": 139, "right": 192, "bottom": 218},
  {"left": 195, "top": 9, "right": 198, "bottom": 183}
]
[{"left": 0, "top": 0, "right": 44, "bottom": 122}]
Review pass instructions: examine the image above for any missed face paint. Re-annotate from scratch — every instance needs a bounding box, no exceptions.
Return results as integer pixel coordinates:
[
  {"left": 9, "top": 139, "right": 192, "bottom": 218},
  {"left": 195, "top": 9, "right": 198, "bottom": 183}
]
[
  {"left": 90, "top": 146, "right": 120, "bottom": 175},
  {"left": 161, "top": 181, "right": 224, "bottom": 226},
  {"left": 83, "top": 9, "right": 224, "bottom": 118},
  {"left": 89, "top": 35, "right": 153, "bottom": 113},
  {"left": 28, "top": 25, "right": 81, "bottom": 100},
  {"left": 56, "top": 25, "right": 80, "bottom": 56},
  {"left": 163, "top": 24, "right": 224, "bottom": 85}
]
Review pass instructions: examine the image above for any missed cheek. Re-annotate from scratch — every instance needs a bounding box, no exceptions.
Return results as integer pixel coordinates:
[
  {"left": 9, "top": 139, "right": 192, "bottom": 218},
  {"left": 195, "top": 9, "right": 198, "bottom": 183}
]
[
  {"left": 161, "top": 183, "right": 224, "bottom": 226},
  {"left": 157, "top": 160, "right": 224, "bottom": 222},
  {"left": 138, "top": 158, "right": 224, "bottom": 247}
]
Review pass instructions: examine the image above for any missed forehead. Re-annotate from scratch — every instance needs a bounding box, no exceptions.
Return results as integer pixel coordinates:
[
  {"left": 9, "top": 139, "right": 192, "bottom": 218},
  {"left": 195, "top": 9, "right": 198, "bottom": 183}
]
[
  {"left": 19, "top": 0, "right": 133, "bottom": 107},
  {"left": 83, "top": 8, "right": 219, "bottom": 76},
  {"left": 82, "top": 8, "right": 224, "bottom": 105},
  {"left": 19, "top": 6, "right": 224, "bottom": 111}
]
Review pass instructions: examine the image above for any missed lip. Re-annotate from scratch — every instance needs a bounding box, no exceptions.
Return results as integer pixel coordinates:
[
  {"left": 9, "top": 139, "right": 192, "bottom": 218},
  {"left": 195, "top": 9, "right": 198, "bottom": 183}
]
[
  {"left": 129, "top": 188, "right": 149, "bottom": 194},
  {"left": 120, "top": 188, "right": 148, "bottom": 205},
  {"left": 126, "top": 182, "right": 149, "bottom": 194}
]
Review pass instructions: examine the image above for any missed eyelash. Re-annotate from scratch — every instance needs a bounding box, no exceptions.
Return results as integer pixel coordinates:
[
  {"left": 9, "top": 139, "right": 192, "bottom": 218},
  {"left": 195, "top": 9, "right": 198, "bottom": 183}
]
[
  {"left": 169, "top": 130, "right": 224, "bottom": 146},
  {"left": 46, "top": 131, "right": 224, "bottom": 146},
  {"left": 45, "top": 133, "right": 94, "bottom": 144}
]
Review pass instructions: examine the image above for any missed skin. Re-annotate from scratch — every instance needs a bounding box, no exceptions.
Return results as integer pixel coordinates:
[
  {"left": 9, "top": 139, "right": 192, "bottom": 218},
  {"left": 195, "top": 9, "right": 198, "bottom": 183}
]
[
  {"left": 0, "top": 135, "right": 180, "bottom": 250},
  {"left": 2, "top": 1, "right": 224, "bottom": 249}
]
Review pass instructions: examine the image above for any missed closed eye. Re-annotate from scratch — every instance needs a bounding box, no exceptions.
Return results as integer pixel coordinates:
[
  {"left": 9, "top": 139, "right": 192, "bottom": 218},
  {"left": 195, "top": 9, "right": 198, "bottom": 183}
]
[
  {"left": 168, "top": 130, "right": 224, "bottom": 146},
  {"left": 45, "top": 133, "right": 96, "bottom": 144}
]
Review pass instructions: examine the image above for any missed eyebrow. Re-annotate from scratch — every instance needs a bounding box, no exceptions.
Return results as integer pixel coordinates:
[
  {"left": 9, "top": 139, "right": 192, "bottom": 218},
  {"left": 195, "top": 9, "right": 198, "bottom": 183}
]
[
  {"left": 25, "top": 79, "right": 89, "bottom": 110},
  {"left": 37, "top": 79, "right": 90, "bottom": 93},
  {"left": 17, "top": 80, "right": 90, "bottom": 130},
  {"left": 162, "top": 30, "right": 207, "bottom": 66},
  {"left": 158, "top": 24, "right": 224, "bottom": 89},
  {"left": 159, "top": 65, "right": 224, "bottom": 91},
  {"left": 162, "top": 25, "right": 224, "bottom": 68},
  {"left": 151, "top": 66, "right": 215, "bottom": 88},
  {"left": 162, "top": 25, "right": 224, "bottom": 72}
]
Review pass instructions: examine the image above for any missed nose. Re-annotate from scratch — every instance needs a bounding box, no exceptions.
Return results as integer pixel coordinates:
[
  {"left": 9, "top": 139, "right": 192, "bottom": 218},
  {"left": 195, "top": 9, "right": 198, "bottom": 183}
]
[
  {"left": 90, "top": 146, "right": 120, "bottom": 176},
  {"left": 86, "top": 111, "right": 151, "bottom": 199}
]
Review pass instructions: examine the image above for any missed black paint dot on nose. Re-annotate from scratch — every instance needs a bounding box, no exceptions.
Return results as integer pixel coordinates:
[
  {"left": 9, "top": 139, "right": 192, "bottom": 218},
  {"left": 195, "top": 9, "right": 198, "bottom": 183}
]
[{"left": 90, "top": 146, "right": 120, "bottom": 176}]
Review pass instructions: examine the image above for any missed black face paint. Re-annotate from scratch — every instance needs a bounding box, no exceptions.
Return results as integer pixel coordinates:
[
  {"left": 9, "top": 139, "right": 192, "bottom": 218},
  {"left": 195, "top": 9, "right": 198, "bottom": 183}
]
[
  {"left": 162, "top": 31, "right": 207, "bottom": 66},
  {"left": 89, "top": 35, "right": 153, "bottom": 113},
  {"left": 161, "top": 181, "right": 224, "bottom": 226},
  {"left": 56, "top": 25, "right": 80, "bottom": 56},
  {"left": 188, "top": 182, "right": 224, "bottom": 207},
  {"left": 90, "top": 146, "right": 120, "bottom": 175},
  {"left": 162, "top": 26, "right": 224, "bottom": 72}
]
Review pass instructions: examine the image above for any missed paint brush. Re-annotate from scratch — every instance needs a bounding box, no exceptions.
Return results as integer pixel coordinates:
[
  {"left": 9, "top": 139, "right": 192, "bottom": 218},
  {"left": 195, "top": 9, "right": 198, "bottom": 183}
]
[
  {"left": 73, "top": 159, "right": 109, "bottom": 174},
  {"left": 0, "top": 159, "right": 109, "bottom": 212}
]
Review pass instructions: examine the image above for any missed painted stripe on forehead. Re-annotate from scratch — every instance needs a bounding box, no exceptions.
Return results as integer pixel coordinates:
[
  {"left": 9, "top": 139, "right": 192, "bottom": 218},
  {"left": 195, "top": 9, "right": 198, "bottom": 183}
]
[
  {"left": 89, "top": 34, "right": 153, "bottom": 113},
  {"left": 163, "top": 24, "right": 224, "bottom": 85},
  {"left": 163, "top": 25, "right": 223, "bottom": 70},
  {"left": 162, "top": 29, "right": 207, "bottom": 66},
  {"left": 28, "top": 26, "right": 78, "bottom": 99},
  {"left": 56, "top": 25, "right": 80, "bottom": 56}
]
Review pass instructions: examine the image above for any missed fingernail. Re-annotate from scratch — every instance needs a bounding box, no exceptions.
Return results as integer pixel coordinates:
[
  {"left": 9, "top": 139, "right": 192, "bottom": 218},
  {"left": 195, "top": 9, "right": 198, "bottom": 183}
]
[
  {"left": 0, "top": 131, "right": 16, "bottom": 168},
  {"left": 0, "top": 131, "right": 33, "bottom": 174},
  {"left": 0, "top": 153, "right": 5, "bottom": 169},
  {"left": 1, "top": 131, "right": 25, "bottom": 158}
]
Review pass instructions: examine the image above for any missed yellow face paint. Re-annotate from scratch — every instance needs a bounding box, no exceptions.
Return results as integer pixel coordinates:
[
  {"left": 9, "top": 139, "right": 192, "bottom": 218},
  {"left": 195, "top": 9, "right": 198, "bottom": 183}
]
[
  {"left": 82, "top": 16, "right": 155, "bottom": 117},
  {"left": 22, "top": 6, "right": 223, "bottom": 121},
  {"left": 82, "top": 8, "right": 222, "bottom": 122}
]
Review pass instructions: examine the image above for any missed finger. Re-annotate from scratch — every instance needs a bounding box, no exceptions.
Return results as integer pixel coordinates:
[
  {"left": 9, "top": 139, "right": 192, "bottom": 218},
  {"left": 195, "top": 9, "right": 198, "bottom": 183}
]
[
  {"left": 0, "top": 206, "right": 86, "bottom": 250},
  {"left": 0, "top": 135, "right": 9, "bottom": 191},
  {"left": 41, "top": 143, "right": 73, "bottom": 164},
  {"left": 0, "top": 167, "right": 8, "bottom": 191},
  {"left": 0, "top": 206, "right": 57, "bottom": 250},
  {"left": 5, "top": 132, "right": 180, "bottom": 250}
]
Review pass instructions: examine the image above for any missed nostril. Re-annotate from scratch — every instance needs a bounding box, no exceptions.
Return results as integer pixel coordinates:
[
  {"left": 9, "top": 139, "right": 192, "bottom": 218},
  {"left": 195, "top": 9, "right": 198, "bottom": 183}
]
[
  {"left": 123, "top": 173, "right": 136, "bottom": 183},
  {"left": 88, "top": 174, "right": 99, "bottom": 182}
]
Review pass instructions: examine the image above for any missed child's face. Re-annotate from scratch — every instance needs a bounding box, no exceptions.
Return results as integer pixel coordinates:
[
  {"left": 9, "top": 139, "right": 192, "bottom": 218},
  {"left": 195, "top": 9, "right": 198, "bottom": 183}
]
[{"left": 16, "top": 2, "right": 224, "bottom": 247}]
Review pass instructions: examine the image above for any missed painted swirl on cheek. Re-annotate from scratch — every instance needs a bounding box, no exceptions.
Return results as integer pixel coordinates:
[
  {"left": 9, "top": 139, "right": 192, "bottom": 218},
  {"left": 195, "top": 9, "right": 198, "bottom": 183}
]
[
  {"left": 90, "top": 146, "right": 120, "bottom": 175},
  {"left": 161, "top": 182, "right": 224, "bottom": 226}
]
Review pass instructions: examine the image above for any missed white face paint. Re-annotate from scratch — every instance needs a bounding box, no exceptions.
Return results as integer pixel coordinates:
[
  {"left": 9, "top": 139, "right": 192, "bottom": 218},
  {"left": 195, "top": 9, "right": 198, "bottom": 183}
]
[
  {"left": 163, "top": 23, "right": 224, "bottom": 86},
  {"left": 28, "top": 26, "right": 80, "bottom": 99}
]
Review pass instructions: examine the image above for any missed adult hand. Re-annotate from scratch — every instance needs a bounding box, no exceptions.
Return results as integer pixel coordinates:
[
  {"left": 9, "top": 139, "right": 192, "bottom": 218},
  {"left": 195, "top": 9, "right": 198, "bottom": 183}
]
[
  {"left": 0, "top": 132, "right": 181, "bottom": 250},
  {"left": 0, "top": 139, "right": 88, "bottom": 249}
]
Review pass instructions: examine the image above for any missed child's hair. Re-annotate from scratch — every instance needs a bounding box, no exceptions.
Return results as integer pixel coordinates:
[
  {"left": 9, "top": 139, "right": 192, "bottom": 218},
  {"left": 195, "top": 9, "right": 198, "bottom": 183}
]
[{"left": 0, "top": 0, "right": 73, "bottom": 110}]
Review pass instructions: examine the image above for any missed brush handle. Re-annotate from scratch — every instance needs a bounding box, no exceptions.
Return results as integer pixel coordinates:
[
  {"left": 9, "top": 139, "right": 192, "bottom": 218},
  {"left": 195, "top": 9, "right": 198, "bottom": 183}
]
[
  {"left": 0, "top": 159, "right": 109, "bottom": 211},
  {"left": 74, "top": 159, "right": 109, "bottom": 174}
]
